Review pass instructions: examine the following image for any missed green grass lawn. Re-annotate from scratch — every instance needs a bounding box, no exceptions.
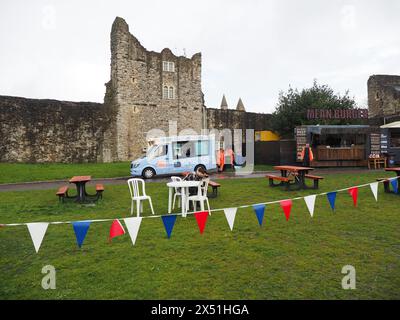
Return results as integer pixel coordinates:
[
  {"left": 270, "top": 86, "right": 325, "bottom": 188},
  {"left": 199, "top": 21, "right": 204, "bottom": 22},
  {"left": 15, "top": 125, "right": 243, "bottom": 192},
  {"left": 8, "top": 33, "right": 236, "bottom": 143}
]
[
  {"left": 0, "top": 162, "right": 272, "bottom": 184},
  {"left": 0, "top": 162, "right": 131, "bottom": 184},
  {"left": 0, "top": 171, "right": 399, "bottom": 299}
]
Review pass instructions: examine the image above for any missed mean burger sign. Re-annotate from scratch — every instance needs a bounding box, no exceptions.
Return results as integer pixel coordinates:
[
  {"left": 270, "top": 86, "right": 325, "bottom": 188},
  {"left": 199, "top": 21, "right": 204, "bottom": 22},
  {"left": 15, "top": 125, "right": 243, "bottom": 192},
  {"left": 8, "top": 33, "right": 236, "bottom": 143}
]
[{"left": 307, "top": 108, "right": 369, "bottom": 120}]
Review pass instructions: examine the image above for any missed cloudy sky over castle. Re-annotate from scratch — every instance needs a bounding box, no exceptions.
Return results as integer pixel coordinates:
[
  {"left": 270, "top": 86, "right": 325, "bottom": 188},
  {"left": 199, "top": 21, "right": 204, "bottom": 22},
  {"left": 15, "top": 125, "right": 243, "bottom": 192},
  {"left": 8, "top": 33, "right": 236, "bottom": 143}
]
[{"left": 0, "top": 0, "right": 399, "bottom": 113}]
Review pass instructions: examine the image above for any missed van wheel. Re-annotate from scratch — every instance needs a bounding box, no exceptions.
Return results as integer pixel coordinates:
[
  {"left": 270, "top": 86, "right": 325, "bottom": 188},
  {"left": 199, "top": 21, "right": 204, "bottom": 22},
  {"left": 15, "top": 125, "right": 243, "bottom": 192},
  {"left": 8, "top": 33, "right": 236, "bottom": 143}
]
[
  {"left": 142, "top": 167, "right": 156, "bottom": 179},
  {"left": 194, "top": 164, "right": 206, "bottom": 172}
]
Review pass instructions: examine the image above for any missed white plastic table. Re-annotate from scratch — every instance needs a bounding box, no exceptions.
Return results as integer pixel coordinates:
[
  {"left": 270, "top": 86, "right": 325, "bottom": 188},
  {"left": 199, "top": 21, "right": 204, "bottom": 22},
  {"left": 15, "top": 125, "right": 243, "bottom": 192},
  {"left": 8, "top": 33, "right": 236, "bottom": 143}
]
[{"left": 167, "top": 180, "right": 201, "bottom": 217}]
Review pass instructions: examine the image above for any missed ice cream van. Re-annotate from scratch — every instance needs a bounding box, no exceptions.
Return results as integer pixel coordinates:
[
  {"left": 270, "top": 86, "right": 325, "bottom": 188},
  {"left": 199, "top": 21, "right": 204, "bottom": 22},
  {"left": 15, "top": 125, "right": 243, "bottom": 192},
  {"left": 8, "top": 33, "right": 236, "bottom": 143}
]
[{"left": 130, "top": 135, "right": 217, "bottom": 179}]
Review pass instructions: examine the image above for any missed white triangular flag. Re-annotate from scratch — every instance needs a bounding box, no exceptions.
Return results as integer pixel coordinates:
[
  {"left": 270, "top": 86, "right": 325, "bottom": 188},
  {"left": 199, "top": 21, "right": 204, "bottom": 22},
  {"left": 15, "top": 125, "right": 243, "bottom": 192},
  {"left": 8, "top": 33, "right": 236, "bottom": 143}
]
[
  {"left": 304, "top": 195, "right": 316, "bottom": 217},
  {"left": 27, "top": 222, "right": 49, "bottom": 253},
  {"left": 370, "top": 182, "right": 378, "bottom": 201},
  {"left": 123, "top": 217, "right": 142, "bottom": 246},
  {"left": 224, "top": 208, "right": 237, "bottom": 231}
]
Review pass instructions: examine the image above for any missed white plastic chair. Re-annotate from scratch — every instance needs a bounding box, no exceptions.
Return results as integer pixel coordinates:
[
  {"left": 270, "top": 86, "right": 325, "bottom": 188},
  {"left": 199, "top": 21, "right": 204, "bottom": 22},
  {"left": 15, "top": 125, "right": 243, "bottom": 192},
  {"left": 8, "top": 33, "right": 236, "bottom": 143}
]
[
  {"left": 171, "top": 176, "right": 183, "bottom": 209},
  {"left": 127, "top": 178, "right": 155, "bottom": 217},
  {"left": 186, "top": 178, "right": 211, "bottom": 215}
]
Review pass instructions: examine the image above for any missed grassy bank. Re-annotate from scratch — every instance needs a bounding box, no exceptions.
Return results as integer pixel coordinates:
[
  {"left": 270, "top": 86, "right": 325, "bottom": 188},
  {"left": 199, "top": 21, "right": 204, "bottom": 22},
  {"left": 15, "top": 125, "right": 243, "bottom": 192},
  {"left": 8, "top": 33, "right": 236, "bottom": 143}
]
[
  {"left": 0, "top": 171, "right": 399, "bottom": 299},
  {"left": 0, "top": 162, "right": 131, "bottom": 184}
]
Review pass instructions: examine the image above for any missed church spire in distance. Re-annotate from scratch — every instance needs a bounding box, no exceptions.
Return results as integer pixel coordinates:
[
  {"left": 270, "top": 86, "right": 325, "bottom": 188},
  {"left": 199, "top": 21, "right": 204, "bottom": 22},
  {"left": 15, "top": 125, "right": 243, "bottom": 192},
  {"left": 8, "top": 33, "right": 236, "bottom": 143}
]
[{"left": 220, "top": 94, "right": 228, "bottom": 110}]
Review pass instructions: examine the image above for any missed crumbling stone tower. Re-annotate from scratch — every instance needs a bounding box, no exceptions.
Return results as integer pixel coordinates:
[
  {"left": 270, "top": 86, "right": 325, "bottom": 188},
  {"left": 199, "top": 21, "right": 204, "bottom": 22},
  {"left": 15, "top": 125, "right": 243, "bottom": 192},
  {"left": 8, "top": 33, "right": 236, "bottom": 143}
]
[
  {"left": 104, "top": 17, "right": 205, "bottom": 161},
  {"left": 368, "top": 75, "right": 400, "bottom": 118}
]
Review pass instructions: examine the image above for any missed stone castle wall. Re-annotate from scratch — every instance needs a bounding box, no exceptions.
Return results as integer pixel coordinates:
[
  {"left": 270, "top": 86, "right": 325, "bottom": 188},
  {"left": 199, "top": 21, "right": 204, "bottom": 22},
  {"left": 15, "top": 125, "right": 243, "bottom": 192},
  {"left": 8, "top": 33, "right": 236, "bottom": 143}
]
[
  {"left": 0, "top": 95, "right": 113, "bottom": 162},
  {"left": 206, "top": 108, "right": 272, "bottom": 131},
  {"left": 368, "top": 75, "right": 400, "bottom": 118}
]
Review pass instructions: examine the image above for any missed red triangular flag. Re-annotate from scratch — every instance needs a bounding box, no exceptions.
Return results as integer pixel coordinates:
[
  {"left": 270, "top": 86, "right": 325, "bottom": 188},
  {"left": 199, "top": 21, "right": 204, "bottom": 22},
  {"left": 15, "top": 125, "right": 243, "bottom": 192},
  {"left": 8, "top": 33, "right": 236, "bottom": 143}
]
[
  {"left": 109, "top": 219, "right": 125, "bottom": 242},
  {"left": 280, "top": 199, "right": 292, "bottom": 221},
  {"left": 348, "top": 187, "right": 358, "bottom": 207},
  {"left": 194, "top": 211, "right": 209, "bottom": 234}
]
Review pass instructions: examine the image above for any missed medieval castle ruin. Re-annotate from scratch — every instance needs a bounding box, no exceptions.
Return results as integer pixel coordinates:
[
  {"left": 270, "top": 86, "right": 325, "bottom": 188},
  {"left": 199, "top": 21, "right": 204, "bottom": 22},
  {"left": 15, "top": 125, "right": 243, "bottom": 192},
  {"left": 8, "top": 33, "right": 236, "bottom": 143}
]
[
  {"left": 0, "top": 17, "right": 399, "bottom": 163},
  {"left": 368, "top": 74, "right": 400, "bottom": 120}
]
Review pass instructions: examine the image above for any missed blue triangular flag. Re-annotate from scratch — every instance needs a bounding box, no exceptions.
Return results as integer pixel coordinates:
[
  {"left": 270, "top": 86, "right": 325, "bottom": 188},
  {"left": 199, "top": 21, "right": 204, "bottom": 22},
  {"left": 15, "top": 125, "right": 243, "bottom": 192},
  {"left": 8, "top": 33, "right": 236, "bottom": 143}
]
[
  {"left": 391, "top": 178, "right": 398, "bottom": 194},
  {"left": 162, "top": 215, "right": 177, "bottom": 238},
  {"left": 72, "top": 221, "right": 91, "bottom": 248},
  {"left": 253, "top": 204, "right": 265, "bottom": 226},
  {"left": 326, "top": 192, "right": 337, "bottom": 211}
]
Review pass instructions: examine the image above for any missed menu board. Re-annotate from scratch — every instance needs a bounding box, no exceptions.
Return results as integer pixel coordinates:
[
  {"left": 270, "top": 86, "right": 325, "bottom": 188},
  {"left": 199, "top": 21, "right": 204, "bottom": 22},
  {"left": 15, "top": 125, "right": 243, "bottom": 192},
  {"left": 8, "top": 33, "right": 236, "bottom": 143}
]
[
  {"left": 295, "top": 127, "right": 307, "bottom": 161},
  {"left": 380, "top": 132, "right": 388, "bottom": 154},
  {"left": 370, "top": 133, "right": 381, "bottom": 155}
]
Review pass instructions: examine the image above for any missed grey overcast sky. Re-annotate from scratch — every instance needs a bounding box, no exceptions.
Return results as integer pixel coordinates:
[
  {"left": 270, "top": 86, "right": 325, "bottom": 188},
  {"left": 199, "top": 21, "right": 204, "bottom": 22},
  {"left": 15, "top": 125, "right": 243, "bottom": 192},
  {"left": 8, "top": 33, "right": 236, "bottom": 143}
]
[{"left": 0, "top": 0, "right": 399, "bottom": 113}]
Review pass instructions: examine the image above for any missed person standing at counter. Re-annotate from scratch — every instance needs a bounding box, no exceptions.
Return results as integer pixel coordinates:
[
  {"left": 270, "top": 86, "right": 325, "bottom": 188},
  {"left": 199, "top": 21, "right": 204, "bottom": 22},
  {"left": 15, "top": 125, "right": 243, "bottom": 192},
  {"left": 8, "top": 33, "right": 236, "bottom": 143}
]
[{"left": 301, "top": 143, "right": 314, "bottom": 167}]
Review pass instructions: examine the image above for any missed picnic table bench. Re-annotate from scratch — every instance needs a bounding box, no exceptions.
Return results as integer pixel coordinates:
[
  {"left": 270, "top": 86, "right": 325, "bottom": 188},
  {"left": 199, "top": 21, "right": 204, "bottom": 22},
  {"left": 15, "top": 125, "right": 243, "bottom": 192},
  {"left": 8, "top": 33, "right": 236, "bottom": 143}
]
[
  {"left": 56, "top": 186, "right": 69, "bottom": 202},
  {"left": 265, "top": 174, "right": 291, "bottom": 190},
  {"left": 304, "top": 174, "right": 324, "bottom": 189},
  {"left": 208, "top": 181, "right": 221, "bottom": 198},
  {"left": 96, "top": 184, "right": 105, "bottom": 199}
]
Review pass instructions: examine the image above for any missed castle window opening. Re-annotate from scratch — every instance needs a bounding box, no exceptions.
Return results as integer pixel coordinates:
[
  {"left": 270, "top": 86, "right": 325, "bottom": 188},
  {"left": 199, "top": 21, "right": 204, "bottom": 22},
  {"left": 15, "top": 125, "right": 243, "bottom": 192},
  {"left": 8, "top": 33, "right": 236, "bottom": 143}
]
[
  {"left": 162, "top": 61, "right": 175, "bottom": 72},
  {"left": 168, "top": 86, "right": 174, "bottom": 99},
  {"left": 163, "top": 86, "right": 169, "bottom": 99},
  {"left": 162, "top": 86, "right": 175, "bottom": 99}
]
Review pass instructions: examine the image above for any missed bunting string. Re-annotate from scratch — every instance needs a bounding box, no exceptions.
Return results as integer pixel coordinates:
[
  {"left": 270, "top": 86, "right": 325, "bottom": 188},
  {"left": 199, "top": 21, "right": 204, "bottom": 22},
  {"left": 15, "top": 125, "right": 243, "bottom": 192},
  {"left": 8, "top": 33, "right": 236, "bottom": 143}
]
[{"left": 1, "top": 176, "right": 399, "bottom": 227}]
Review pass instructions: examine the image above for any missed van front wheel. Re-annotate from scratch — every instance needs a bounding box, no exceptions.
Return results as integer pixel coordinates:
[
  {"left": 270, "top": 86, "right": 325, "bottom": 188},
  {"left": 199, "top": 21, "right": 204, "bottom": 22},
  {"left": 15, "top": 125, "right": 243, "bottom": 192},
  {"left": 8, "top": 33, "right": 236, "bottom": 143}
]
[{"left": 142, "top": 167, "right": 156, "bottom": 179}]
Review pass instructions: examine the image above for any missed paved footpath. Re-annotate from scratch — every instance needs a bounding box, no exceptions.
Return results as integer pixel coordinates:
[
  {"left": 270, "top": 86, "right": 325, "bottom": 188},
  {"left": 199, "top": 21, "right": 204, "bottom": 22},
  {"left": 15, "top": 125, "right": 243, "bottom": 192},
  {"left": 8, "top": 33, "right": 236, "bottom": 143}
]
[{"left": 0, "top": 167, "right": 376, "bottom": 192}]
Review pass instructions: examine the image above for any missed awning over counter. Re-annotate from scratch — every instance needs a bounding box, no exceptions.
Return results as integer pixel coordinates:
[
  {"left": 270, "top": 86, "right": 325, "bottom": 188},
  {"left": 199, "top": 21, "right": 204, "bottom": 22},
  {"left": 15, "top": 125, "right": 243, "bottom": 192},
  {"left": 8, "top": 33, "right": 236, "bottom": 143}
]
[
  {"left": 306, "top": 125, "right": 372, "bottom": 135},
  {"left": 381, "top": 121, "right": 400, "bottom": 129}
]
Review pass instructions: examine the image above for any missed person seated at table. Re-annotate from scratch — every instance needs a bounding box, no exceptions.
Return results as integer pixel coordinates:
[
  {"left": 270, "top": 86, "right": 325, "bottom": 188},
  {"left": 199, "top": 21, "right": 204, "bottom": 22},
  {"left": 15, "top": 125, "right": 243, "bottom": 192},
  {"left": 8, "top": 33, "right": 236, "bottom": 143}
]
[{"left": 183, "top": 167, "right": 209, "bottom": 196}]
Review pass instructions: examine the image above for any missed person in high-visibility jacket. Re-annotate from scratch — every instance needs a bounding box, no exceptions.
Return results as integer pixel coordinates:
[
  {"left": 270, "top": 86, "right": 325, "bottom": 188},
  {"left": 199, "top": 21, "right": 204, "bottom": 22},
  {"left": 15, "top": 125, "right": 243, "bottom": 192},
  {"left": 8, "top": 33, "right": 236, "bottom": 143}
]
[
  {"left": 216, "top": 148, "right": 225, "bottom": 172},
  {"left": 225, "top": 148, "right": 235, "bottom": 168},
  {"left": 300, "top": 143, "right": 314, "bottom": 167}
]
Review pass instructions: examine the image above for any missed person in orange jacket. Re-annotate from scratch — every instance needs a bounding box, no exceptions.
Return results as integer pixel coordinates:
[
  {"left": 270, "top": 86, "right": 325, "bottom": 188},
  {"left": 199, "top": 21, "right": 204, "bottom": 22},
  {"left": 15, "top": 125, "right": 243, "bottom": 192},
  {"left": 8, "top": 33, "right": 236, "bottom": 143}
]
[
  {"left": 225, "top": 148, "right": 235, "bottom": 168},
  {"left": 300, "top": 143, "right": 314, "bottom": 167},
  {"left": 216, "top": 148, "right": 225, "bottom": 172}
]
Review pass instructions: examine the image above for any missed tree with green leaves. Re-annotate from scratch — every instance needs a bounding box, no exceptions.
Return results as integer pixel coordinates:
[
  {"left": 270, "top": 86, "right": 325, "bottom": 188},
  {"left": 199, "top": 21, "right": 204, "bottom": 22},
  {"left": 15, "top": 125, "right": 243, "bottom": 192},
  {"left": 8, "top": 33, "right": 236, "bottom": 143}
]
[{"left": 271, "top": 80, "right": 358, "bottom": 138}]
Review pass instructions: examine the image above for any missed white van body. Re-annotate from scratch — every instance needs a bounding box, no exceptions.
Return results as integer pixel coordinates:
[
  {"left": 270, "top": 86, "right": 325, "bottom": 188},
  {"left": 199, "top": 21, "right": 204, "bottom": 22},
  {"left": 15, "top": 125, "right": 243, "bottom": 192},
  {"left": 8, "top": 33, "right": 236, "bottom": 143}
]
[{"left": 130, "top": 135, "right": 217, "bottom": 179}]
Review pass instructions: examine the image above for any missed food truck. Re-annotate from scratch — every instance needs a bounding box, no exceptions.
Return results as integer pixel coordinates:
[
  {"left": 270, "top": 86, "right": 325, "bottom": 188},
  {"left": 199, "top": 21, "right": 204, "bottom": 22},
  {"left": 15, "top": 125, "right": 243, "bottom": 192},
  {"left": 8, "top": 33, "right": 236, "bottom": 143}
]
[
  {"left": 295, "top": 125, "right": 381, "bottom": 167},
  {"left": 130, "top": 135, "right": 217, "bottom": 179}
]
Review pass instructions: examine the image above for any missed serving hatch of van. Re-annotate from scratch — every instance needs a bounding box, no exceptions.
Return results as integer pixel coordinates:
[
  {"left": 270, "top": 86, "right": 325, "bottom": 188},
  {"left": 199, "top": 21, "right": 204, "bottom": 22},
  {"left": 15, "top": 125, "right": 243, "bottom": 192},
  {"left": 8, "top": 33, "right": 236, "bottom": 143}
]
[{"left": 130, "top": 135, "right": 217, "bottom": 179}]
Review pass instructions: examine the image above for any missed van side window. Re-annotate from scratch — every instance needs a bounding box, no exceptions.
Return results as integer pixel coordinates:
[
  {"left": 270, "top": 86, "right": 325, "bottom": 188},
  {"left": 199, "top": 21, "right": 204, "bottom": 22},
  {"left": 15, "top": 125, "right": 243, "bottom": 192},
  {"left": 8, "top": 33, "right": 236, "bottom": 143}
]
[
  {"left": 173, "top": 142, "right": 180, "bottom": 159},
  {"left": 162, "top": 145, "right": 168, "bottom": 156},
  {"left": 195, "top": 140, "right": 209, "bottom": 156},
  {"left": 173, "top": 141, "right": 194, "bottom": 159},
  {"left": 152, "top": 145, "right": 168, "bottom": 158},
  {"left": 173, "top": 140, "right": 209, "bottom": 158}
]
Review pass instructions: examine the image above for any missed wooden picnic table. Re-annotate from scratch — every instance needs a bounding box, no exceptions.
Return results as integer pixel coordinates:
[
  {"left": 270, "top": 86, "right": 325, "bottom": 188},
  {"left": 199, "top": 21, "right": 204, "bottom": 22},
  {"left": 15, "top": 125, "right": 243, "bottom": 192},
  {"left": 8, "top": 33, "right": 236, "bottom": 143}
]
[
  {"left": 273, "top": 165, "right": 314, "bottom": 190},
  {"left": 385, "top": 167, "right": 400, "bottom": 176},
  {"left": 56, "top": 176, "right": 105, "bottom": 203},
  {"left": 69, "top": 176, "right": 91, "bottom": 202}
]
